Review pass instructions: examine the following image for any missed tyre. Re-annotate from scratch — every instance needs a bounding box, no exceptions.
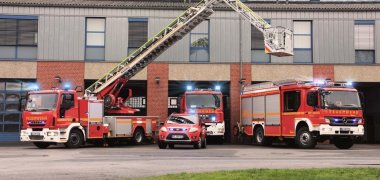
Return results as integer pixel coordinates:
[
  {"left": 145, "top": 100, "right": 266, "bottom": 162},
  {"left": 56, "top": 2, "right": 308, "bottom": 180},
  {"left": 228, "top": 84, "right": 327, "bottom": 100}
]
[
  {"left": 65, "top": 129, "right": 84, "bottom": 148},
  {"left": 133, "top": 128, "right": 144, "bottom": 145},
  {"left": 201, "top": 138, "right": 207, "bottom": 149},
  {"left": 168, "top": 144, "right": 175, "bottom": 149},
  {"left": 194, "top": 139, "right": 202, "bottom": 149},
  {"left": 158, "top": 141, "right": 167, "bottom": 149},
  {"left": 33, "top": 142, "right": 50, "bottom": 149},
  {"left": 333, "top": 137, "right": 354, "bottom": 149},
  {"left": 254, "top": 127, "right": 271, "bottom": 146},
  {"left": 296, "top": 127, "right": 316, "bottom": 149}
]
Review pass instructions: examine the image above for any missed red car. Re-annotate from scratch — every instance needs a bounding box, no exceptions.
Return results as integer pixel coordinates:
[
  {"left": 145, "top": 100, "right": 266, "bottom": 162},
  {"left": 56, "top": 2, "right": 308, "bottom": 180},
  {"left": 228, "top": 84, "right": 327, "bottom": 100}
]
[{"left": 158, "top": 114, "right": 206, "bottom": 149}]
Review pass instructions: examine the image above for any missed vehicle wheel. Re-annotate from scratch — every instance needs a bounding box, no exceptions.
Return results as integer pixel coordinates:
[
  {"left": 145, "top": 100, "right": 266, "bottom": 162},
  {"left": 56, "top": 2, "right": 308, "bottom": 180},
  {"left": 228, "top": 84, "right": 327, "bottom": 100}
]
[
  {"left": 201, "top": 138, "right": 207, "bottom": 149},
  {"left": 296, "top": 127, "right": 316, "bottom": 149},
  {"left": 168, "top": 144, "right": 175, "bottom": 149},
  {"left": 254, "top": 127, "right": 271, "bottom": 146},
  {"left": 65, "top": 129, "right": 84, "bottom": 148},
  {"left": 158, "top": 141, "right": 167, "bottom": 149},
  {"left": 333, "top": 137, "right": 354, "bottom": 149},
  {"left": 194, "top": 139, "right": 202, "bottom": 149},
  {"left": 33, "top": 142, "right": 50, "bottom": 149},
  {"left": 133, "top": 128, "right": 144, "bottom": 145}
]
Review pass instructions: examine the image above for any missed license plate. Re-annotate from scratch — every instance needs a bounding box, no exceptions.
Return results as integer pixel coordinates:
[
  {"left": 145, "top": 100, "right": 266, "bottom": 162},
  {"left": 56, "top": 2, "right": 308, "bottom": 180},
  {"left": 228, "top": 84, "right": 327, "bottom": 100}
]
[
  {"left": 172, "top": 135, "right": 183, "bottom": 139},
  {"left": 31, "top": 132, "right": 41, "bottom": 136},
  {"left": 340, "top": 128, "right": 350, "bottom": 131}
]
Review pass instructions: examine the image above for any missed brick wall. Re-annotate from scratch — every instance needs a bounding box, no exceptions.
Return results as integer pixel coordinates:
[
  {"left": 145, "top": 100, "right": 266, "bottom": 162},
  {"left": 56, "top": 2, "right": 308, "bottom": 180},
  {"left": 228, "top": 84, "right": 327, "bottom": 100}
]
[
  {"left": 147, "top": 63, "right": 169, "bottom": 120},
  {"left": 230, "top": 64, "right": 251, "bottom": 143},
  {"left": 313, "top": 65, "right": 334, "bottom": 81},
  {"left": 37, "top": 61, "right": 84, "bottom": 93}
]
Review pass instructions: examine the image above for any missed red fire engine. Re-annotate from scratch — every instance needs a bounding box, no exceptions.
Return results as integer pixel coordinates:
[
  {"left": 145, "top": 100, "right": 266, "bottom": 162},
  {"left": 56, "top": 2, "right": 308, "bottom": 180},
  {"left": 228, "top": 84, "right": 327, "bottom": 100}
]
[
  {"left": 20, "top": 0, "right": 293, "bottom": 148},
  {"left": 179, "top": 86, "right": 225, "bottom": 143},
  {"left": 236, "top": 79, "right": 364, "bottom": 149}
]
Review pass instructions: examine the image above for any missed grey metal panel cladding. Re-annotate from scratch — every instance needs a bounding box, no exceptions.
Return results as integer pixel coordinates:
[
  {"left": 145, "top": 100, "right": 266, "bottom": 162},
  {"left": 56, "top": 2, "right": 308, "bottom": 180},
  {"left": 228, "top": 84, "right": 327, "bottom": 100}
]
[
  {"left": 105, "top": 18, "right": 128, "bottom": 62},
  {"left": 265, "top": 94, "right": 280, "bottom": 126},
  {"left": 241, "top": 97, "right": 252, "bottom": 126},
  {"left": 38, "top": 16, "right": 85, "bottom": 61}
]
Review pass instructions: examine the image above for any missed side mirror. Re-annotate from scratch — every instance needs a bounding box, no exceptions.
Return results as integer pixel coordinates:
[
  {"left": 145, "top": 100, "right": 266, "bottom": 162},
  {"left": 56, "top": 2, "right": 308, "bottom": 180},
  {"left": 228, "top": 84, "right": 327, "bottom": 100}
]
[
  {"left": 19, "top": 95, "right": 27, "bottom": 112},
  {"left": 307, "top": 92, "right": 318, "bottom": 109},
  {"left": 359, "top": 92, "right": 365, "bottom": 109}
]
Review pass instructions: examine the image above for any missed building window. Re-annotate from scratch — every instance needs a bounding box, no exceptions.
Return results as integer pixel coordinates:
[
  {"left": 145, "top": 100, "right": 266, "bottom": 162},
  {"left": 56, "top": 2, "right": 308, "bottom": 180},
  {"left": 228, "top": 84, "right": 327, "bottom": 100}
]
[
  {"left": 128, "top": 18, "right": 148, "bottom": 55},
  {"left": 0, "top": 81, "right": 35, "bottom": 141},
  {"left": 0, "top": 16, "right": 38, "bottom": 60},
  {"left": 190, "top": 20, "right": 209, "bottom": 62},
  {"left": 85, "top": 18, "right": 105, "bottom": 61},
  {"left": 293, "top": 21, "right": 312, "bottom": 63},
  {"left": 251, "top": 20, "right": 271, "bottom": 63},
  {"left": 355, "top": 20, "right": 375, "bottom": 64}
]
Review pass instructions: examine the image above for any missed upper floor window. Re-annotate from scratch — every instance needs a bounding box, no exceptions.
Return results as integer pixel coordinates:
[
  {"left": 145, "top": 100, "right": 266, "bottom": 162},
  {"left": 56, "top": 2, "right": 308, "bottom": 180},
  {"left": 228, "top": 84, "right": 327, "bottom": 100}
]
[
  {"left": 190, "top": 20, "right": 209, "bottom": 62},
  {"left": 355, "top": 20, "right": 375, "bottom": 64},
  {"left": 85, "top": 18, "right": 105, "bottom": 61},
  {"left": 0, "top": 16, "right": 38, "bottom": 60},
  {"left": 128, "top": 18, "right": 148, "bottom": 55},
  {"left": 251, "top": 19, "right": 271, "bottom": 63},
  {"left": 293, "top": 21, "right": 312, "bottom": 63}
]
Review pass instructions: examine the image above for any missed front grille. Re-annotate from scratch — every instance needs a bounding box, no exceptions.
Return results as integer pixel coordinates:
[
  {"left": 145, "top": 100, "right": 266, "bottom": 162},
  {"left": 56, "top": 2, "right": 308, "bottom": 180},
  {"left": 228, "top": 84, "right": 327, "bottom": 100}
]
[
  {"left": 168, "top": 128, "right": 187, "bottom": 132},
  {"left": 167, "top": 133, "right": 189, "bottom": 140},
  {"left": 329, "top": 117, "right": 359, "bottom": 126},
  {"left": 29, "top": 135, "right": 44, "bottom": 140},
  {"left": 32, "top": 128, "right": 43, "bottom": 131}
]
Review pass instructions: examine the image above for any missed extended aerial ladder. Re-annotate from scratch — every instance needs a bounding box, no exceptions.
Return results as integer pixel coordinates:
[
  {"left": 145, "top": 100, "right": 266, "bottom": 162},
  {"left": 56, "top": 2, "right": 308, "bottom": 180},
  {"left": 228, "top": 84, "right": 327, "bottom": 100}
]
[{"left": 85, "top": 0, "right": 294, "bottom": 114}]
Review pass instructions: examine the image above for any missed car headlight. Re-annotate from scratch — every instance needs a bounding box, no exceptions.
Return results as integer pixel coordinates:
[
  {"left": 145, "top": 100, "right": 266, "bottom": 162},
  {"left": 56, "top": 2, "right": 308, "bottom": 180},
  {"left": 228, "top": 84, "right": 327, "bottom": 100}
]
[
  {"left": 160, "top": 127, "right": 167, "bottom": 132},
  {"left": 47, "top": 132, "right": 52, "bottom": 136},
  {"left": 189, "top": 127, "right": 198, "bottom": 133}
]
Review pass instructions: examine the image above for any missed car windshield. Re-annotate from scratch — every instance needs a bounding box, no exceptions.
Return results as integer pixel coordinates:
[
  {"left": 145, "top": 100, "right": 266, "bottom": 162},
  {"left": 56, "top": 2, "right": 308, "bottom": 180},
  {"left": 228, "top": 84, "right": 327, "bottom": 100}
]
[
  {"left": 167, "top": 116, "right": 198, "bottom": 124},
  {"left": 323, "top": 91, "right": 361, "bottom": 110},
  {"left": 186, "top": 94, "right": 220, "bottom": 109},
  {"left": 26, "top": 93, "right": 58, "bottom": 111}
]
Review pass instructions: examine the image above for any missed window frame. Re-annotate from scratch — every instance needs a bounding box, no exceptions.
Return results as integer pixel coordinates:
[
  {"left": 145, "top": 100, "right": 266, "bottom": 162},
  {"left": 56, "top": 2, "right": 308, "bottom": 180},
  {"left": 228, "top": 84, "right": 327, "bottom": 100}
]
[
  {"left": 283, "top": 90, "right": 301, "bottom": 113},
  {"left": 293, "top": 20, "right": 313, "bottom": 64},
  {"left": 190, "top": 20, "right": 210, "bottom": 62},
  {"left": 85, "top": 17, "right": 106, "bottom": 61},
  {"left": 354, "top": 20, "right": 375, "bottom": 64},
  {"left": 0, "top": 15, "right": 38, "bottom": 60}
]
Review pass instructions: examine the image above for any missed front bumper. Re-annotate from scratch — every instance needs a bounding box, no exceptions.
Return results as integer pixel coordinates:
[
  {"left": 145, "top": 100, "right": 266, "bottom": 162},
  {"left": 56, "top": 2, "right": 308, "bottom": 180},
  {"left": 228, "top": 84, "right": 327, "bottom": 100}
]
[
  {"left": 20, "top": 128, "right": 67, "bottom": 143},
  {"left": 205, "top": 122, "right": 225, "bottom": 136},
  {"left": 318, "top": 124, "right": 364, "bottom": 136}
]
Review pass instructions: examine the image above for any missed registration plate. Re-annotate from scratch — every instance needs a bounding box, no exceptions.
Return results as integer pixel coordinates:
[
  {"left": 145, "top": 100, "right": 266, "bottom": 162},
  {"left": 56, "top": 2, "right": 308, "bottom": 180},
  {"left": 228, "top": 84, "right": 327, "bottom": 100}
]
[
  {"left": 31, "top": 132, "right": 41, "bottom": 136},
  {"left": 172, "top": 135, "right": 184, "bottom": 139},
  {"left": 340, "top": 128, "right": 350, "bottom": 131}
]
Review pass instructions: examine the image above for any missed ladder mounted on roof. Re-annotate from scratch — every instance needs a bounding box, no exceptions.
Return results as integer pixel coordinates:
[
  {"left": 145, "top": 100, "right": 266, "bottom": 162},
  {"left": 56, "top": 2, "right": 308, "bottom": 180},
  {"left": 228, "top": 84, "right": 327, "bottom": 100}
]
[{"left": 243, "top": 79, "right": 303, "bottom": 93}]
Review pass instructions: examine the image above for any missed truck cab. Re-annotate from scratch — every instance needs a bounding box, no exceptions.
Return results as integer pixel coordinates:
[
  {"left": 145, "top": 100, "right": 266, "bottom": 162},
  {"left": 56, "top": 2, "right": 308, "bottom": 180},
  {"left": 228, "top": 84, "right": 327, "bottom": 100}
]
[{"left": 179, "top": 86, "right": 225, "bottom": 143}]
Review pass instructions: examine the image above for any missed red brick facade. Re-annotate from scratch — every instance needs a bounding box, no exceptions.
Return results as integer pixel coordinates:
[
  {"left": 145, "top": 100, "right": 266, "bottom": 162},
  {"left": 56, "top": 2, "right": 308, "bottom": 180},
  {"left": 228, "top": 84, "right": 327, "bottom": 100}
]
[
  {"left": 36, "top": 61, "right": 84, "bottom": 93},
  {"left": 313, "top": 65, "right": 334, "bottom": 81},
  {"left": 147, "top": 63, "right": 169, "bottom": 120},
  {"left": 230, "top": 64, "right": 252, "bottom": 142}
]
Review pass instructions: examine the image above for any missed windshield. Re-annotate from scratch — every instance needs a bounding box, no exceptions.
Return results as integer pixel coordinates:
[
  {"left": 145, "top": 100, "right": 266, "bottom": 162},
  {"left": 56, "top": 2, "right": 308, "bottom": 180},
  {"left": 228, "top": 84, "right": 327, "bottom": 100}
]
[
  {"left": 167, "top": 116, "right": 198, "bottom": 124},
  {"left": 186, "top": 94, "right": 220, "bottom": 109},
  {"left": 26, "top": 94, "right": 58, "bottom": 111},
  {"left": 323, "top": 91, "right": 361, "bottom": 110}
]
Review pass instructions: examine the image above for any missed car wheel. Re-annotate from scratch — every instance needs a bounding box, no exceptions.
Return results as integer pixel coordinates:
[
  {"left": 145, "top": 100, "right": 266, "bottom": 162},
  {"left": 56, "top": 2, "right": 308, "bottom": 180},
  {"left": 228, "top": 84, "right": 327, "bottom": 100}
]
[
  {"left": 296, "top": 127, "right": 316, "bottom": 149},
  {"left": 158, "top": 141, "right": 167, "bottom": 149},
  {"left": 194, "top": 139, "right": 202, "bottom": 149},
  {"left": 254, "top": 127, "right": 271, "bottom": 146},
  {"left": 201, "top": 138, "right": 207, "bottom": 149},
  {"left": 168, "top": 144, "right": 175, "bottom": 149},
  {"left": 65, "top": 129, "right": 84, "bottom": 148},
  {"left": 33, "top": 142, "right": 50, "bottom": 149},
  {"left": 333, "top": 137, "right": 354, "bottom": 149},
  {"left": 133, "top": 128, "right": 144, "bottom": 145}
]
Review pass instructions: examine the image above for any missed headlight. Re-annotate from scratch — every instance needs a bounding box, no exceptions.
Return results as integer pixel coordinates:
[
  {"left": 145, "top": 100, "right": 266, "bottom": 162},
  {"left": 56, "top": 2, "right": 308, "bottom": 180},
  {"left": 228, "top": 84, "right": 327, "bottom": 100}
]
[
  {"left": 189, "top": 127, "right": 198, "bottom": 133},
  {"left": 160, "top": 127, "right": 167, "bottom": 132},
  {"left": 47, "top": 132, "right": 52, "bottom": 136}
]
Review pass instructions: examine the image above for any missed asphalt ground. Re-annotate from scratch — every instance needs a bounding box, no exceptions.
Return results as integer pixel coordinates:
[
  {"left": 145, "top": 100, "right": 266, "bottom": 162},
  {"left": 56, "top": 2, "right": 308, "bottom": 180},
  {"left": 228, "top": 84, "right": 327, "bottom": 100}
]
[{"left": 0, "top": 143, "right": 379, "bottom": 180}]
